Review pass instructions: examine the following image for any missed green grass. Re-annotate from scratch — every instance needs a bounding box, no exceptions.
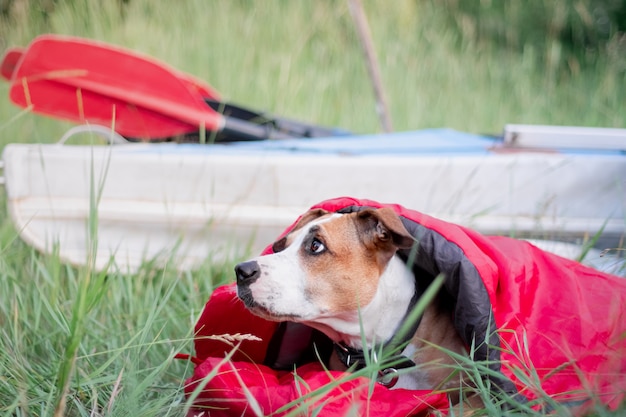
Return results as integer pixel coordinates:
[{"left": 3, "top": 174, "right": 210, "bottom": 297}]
[{"left": 0, "top": 0, "right": 624, "bottom": 416}]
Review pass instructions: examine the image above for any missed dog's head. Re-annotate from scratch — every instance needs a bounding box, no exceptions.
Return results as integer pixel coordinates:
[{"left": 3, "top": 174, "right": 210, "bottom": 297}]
[{"left": 235, "top": 207, "right": 415, "bottom": 325}]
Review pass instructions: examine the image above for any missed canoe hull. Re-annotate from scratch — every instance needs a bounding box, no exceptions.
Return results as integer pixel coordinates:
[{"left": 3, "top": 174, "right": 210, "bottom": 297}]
[{"left": 3, "top": 129, "right": 625, "bottom": 271}]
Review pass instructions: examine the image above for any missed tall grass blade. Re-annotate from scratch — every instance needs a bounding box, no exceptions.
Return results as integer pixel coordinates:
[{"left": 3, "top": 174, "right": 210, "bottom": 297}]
[{"left": 53, "top": 138, "right": 111, "bottom": 416}]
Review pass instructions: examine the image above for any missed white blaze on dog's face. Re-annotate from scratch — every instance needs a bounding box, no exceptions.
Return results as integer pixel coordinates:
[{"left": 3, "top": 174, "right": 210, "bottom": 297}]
[{"left": 235, "top": 208, "right": 415, "bottom": 327}]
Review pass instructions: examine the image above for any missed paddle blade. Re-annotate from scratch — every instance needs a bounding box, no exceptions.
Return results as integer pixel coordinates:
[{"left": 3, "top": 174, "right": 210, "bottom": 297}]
[
  {"left": 177, "top": 71, "right": 221, "bottom": 101},
  {"left": 9, "top": 34, "right": 221, "bottom": 139},
  {"left": 1, "top": 47, "right": 24, "bottom": 81}
]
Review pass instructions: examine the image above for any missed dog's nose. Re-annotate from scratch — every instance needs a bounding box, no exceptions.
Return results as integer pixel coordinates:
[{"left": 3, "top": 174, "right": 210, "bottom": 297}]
[{"left": 235, "top": 260, "right": 261, "bottom": 285}]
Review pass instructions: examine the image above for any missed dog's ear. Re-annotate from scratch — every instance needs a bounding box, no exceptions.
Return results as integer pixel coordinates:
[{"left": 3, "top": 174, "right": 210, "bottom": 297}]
[
  {"left": 356, "top": 207, "right": 415, "bottom": 250},
  {"left": 272, "top": 208, "right": 330, "bottom": 253}
]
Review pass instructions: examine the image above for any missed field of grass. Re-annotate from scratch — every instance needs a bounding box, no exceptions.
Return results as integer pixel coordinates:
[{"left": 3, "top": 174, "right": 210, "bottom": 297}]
[{"left": 0, "top": 1, "right": 624, "bottom": 416}]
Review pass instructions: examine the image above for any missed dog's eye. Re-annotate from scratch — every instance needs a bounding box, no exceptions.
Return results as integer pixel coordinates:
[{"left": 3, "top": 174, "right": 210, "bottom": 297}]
[{"left": 309, "top": 238, "right": 326, "bottom": 254}]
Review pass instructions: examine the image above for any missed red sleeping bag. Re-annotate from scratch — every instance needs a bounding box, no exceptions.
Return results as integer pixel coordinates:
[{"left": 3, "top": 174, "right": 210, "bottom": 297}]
[{"left": 181, "top": 197, "right": 626, "bottom": 416}]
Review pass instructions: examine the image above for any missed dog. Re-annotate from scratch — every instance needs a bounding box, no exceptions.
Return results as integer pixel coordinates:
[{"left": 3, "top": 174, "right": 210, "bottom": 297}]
[{"left": 235, "top": 207, "right": 478, "bottom": 405}]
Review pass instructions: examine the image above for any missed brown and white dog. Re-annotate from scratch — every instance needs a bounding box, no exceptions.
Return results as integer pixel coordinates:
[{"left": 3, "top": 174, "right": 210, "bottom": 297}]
[{"left": 235, "top": 207, "right": 475, "bottom": 403}]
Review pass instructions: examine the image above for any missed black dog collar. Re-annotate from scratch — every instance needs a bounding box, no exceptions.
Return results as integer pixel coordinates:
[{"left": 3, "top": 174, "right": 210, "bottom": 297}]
[{"left": 332, "top": 287, "right": 423, "bottom": 388}]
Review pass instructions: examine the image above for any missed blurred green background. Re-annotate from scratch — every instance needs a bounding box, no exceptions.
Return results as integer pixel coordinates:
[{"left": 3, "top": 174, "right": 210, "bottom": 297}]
[{"left": 1, "top": 0, "right": 624, "bottom": 142}]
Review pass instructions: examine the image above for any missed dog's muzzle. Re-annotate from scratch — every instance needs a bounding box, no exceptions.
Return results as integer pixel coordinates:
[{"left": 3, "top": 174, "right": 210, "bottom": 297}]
[
  {"left": 235, "top": 260, "right": 261, "bottom": 307},
  {"left": 235, "top": 260, "right": 261, "bottom": 285}
]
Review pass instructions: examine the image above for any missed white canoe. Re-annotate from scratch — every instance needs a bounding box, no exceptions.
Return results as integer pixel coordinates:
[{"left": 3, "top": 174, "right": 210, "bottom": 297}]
[{"left": 1, "top": 125, "right": 625, "bottom": 273}]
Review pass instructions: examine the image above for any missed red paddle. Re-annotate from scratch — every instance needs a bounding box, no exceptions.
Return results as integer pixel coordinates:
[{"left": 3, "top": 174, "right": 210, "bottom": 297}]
[
  {"left": 0, "top": 47, "right": 23, "bottom": 81},
  {"left": 2, "top": 45, "right": 218, "bottom": 98},
  {"left": 7, "top": 34, "right": 259, "bottom": 139},
  {"left": 6, "top": 35, "right": 344, "bottom": 141}
]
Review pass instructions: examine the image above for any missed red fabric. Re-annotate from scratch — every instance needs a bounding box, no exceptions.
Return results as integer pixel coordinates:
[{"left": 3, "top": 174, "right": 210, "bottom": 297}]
[
  {"left": 185, "top": 285, "right": 448, "bottom": 416},
  {"left": 191, "top": 285, "right": 279, "bottom": 365},
  {"left": 183, "top": 197, "right": 626, "bottom": 415}
]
